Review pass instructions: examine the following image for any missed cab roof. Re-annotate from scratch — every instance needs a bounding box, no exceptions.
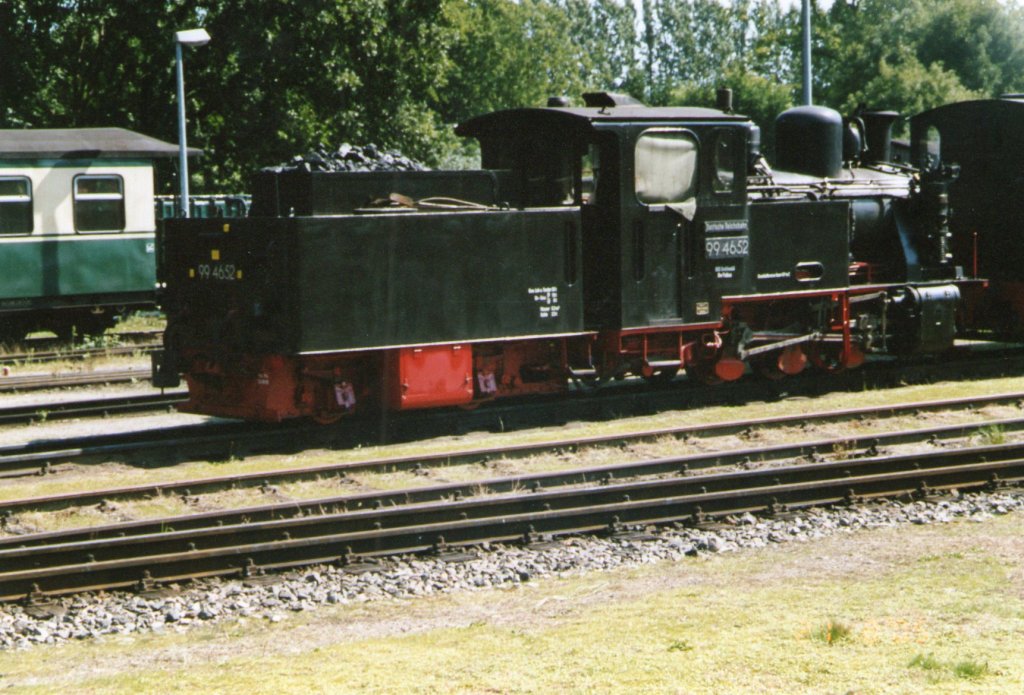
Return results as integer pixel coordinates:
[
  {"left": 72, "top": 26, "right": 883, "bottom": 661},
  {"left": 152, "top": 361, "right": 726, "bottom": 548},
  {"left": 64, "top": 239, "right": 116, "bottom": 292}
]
[
  {"left": 0, "top": 127, "right": 200, "bottom": 160},
  {"left": 456, "top": 106, "right": 750, "bottom": 139}
]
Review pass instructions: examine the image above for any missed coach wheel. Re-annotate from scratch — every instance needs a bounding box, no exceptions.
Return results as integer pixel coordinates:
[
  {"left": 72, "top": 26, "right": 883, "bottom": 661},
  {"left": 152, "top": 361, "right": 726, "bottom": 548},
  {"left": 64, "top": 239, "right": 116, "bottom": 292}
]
[
  {"left": 69, "top": 311, "right": 116, "bottom": 339},
  {"left": 51, "top": 323, "right": 75, "bottom": 343},
  {"left": 0, "top": 320, "right": 26, "bottom": 346},
  {"left": 79, "top": 318, "right": 114, "bottom": 338}
]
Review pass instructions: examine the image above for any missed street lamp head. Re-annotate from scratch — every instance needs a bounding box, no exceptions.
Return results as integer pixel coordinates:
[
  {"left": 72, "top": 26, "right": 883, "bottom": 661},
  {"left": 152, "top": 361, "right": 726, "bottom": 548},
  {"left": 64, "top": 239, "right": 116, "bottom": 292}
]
[{"left": 175, "top": 28, "right": 211, "bottom": 47}]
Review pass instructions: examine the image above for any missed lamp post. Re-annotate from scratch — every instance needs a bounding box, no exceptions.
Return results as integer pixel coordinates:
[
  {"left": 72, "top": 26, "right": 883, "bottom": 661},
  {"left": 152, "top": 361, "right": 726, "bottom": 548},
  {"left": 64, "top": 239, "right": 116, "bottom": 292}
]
[
  {"left": 801, "top": 0, "right": 812, "bottom": 105},
  {"left": 174, "top": 28, "right": 210, "bottom": 218}
]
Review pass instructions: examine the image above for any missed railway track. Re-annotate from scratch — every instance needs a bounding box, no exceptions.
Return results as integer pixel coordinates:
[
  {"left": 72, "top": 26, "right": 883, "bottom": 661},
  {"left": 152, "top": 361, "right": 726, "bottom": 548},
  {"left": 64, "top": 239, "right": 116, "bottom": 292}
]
[
  {"left": 0, "top": 392, "right": 185, "bottom": 426},
  {"left": 0, "top": 357, "right": 1022, "bottom": 602},
  {"left": 0, "top": 330, "right": 161, "bottom": 392},
  {"left": 0, "top": 331, "right": 162, "bottom": 364},
  {"left": 0, "top": 344, "right": 159, "bottom": 367},
  {"left": 1, "top": 409, "right": 1022, "bottom": 542},
  {"left": 0, "top": 368, "right": 154, "bottom": 393},
  {"left": 7, "top": 330, "right": 162, "bottom": 352},
  {"left": 0, "top": 418, "right": 288, "bottom": 479},
  {"left": 0, "top": 437, "right": 1020, "bottom": 602},
  {"left": 1, "top": 387, "right": 1023, "bottom": 487}
]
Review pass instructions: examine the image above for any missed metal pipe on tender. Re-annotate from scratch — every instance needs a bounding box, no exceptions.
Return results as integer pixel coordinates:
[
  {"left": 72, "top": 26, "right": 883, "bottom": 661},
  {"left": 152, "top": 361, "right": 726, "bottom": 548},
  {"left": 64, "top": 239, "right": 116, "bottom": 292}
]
[{"left": 802, "top": 0, "right": 813, "bottom": 106}]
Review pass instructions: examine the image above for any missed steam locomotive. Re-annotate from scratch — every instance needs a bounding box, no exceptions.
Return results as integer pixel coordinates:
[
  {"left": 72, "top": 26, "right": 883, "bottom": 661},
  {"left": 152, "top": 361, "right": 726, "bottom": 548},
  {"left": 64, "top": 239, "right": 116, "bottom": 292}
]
[{"left": 154, "top": 91, "right": 978, "bottom": 424}]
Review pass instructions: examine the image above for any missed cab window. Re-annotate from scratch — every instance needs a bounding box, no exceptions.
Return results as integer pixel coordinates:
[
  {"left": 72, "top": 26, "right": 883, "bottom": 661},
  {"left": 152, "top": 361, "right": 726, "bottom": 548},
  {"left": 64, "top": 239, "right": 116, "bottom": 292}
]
[
  {"left": 925, "top": 126, "right": 941, "bottom": 169},
  {"left": 74, "top": 174, "right": 125, "bottom": 232},
  {"left": 0, "top": 176, "right": 33, "bottom": 235},
  {"left": 635, "top": 130, "right": 698, "bottom": 204},
  {"left": 712, "top": 130, "right": 739, "bottom": 193}
]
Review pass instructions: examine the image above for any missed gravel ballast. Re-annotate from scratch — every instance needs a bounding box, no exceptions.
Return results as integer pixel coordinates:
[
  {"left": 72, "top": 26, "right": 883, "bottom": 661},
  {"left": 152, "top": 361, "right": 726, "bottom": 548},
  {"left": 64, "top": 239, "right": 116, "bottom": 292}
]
[{"left": 1, "top": 489, "right": 1022, "bottom": 650}]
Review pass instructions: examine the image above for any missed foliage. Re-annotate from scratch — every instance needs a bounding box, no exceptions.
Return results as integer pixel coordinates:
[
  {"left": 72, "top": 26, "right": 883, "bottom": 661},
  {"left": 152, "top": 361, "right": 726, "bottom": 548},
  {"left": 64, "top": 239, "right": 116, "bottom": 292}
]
[
  {"left": 816, "top": 0, "right": 1024, "bottom": 115},
  {"left": 439, "top": 0, "right": 584, "bottom": 121},
  {"left": 3, "top": 0, "right": 1024, "bottom": 188},
  {"left": 194, "top": 0, "right": 457, "bottom": 188},
  {"left": 558, "top": 0, "right": 640, "bottom": 94},
  {"left": 670, "top": 66, "right": 795, "bottom": 157}
]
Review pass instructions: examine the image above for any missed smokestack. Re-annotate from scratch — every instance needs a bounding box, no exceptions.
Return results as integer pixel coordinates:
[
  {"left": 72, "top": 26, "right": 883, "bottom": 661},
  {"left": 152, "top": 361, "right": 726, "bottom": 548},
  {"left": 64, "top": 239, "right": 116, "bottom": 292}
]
[
  {"left": 716, "top": 88, "right": 733, "bottom": 113},
  {"left": 861, "top": 110, "right": 901, "bottom": 164}
]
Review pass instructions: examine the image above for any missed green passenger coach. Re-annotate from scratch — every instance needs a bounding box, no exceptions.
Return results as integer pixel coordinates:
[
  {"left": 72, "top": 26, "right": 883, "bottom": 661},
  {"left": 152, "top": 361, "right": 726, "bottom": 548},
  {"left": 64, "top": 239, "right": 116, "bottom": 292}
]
[{"left": 0, "top": 128, "right": 191, "bottom": 341}]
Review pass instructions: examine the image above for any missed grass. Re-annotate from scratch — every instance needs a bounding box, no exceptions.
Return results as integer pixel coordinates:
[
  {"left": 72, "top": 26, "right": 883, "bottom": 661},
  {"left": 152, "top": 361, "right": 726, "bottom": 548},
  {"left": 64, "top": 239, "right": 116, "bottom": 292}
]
[
  {"left": 953, "top": 659, "right": 991, "bottom": 679},
  {"left": 111, "top": 311, "right": 165, "bottom": 334},
  {"left": 0, "top": 506, "right": 1021, "bottom": 693},
  {"left": 910, "top": 652, "right": 992, "bottom": 680},
  {"left": 809, "top": 618, "right": 853, "bottom": 645},
  {"left": 975, "top": 424, "right": 1007, "bottom": 446}
]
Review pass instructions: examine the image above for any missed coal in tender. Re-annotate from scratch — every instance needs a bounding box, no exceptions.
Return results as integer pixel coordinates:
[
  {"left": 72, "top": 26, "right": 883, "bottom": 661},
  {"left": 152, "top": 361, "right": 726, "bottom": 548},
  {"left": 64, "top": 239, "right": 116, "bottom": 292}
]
[{"left": 264, "top": 142, "right": 428, "bottom": 174}]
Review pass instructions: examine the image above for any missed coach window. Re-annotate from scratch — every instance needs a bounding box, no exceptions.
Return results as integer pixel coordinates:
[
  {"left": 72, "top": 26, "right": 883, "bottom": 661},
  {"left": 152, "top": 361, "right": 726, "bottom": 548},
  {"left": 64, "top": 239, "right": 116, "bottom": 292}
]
[
  {"left": 74, "top": 175, "right": 125, "bottom": 232},
  {"left": 0, "top": 176, "right": 33, "bottom": 235},
  {"left": 635, "top": 129, "right": 698, "bottom": 205}
]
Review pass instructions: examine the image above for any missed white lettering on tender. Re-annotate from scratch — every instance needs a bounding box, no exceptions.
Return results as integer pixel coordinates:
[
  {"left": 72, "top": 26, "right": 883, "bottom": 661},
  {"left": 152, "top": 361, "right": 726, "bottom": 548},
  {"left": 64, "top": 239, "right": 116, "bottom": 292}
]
[
  {"left": 757, "top": 271, "right": 790, "bottom": 279},
  {"left": 197, "top": 263, "right": 238, "bottom": 281},
  {"left": 528, "top": 286, "right": 560, "bottom": 319}
]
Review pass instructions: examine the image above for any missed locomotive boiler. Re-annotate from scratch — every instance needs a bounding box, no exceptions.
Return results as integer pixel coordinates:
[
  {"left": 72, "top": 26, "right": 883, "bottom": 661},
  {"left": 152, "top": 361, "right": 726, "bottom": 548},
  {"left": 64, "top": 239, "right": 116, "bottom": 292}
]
[{"left": 154, "top": 92, "right": 968, "bottom": 423}]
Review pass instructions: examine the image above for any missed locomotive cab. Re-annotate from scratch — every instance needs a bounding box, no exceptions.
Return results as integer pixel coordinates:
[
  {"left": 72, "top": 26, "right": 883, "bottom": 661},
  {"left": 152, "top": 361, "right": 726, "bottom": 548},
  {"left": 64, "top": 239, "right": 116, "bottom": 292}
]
[
  {"left": 460, "top": 100, "right": 755, "bottom": 332},
  {"left": 460, "top": 98, "right": 761, "bottom": 380}
]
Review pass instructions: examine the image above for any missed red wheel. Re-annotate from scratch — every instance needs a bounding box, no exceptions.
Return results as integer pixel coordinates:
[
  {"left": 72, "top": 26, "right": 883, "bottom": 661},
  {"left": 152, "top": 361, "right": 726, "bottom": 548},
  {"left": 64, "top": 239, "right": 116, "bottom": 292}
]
[
  {"left": 807, "top": 343, "right": 845, "bottom": 373},
  {"left": 643, "top": 367, "right": 679, "bottom": 384},
  {"left": 685, "top": 362, "right": 722, "bottom": 386},
  {"left": 311, "top": 409, "right": 346, "bottom": 425}
]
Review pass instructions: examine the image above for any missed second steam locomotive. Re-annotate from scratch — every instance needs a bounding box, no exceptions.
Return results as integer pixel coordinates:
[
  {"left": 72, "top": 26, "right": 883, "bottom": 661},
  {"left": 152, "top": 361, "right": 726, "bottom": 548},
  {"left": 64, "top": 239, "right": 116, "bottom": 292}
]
[{"left": 155, "top": 91, "right": 979, "bottom": 423}]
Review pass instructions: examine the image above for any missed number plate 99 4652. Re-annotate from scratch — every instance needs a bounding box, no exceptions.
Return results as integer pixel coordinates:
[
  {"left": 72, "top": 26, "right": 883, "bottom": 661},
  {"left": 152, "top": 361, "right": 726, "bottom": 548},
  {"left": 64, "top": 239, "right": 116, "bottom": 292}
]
[
  {"left": 705, "top": 235, "right": 749, "bottom": 259},
  {"left": 197, "top": 263, "right": 238, "bottom": 281}
]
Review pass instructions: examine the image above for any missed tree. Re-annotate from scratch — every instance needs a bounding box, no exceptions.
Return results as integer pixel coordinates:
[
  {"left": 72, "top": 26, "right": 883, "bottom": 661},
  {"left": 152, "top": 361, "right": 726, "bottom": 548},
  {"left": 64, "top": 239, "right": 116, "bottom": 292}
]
[
  {"left": 558, "top": 0, "right": 639, "bottom": 94},
  {"left": 670, "top": 66, "right": 795, "bottom": 157},
  {"left": 195, "top": 0, "right": 456, "bottom": 188},
  {"left": 439, "top": 0, "right": 585, "bottom": 122}
]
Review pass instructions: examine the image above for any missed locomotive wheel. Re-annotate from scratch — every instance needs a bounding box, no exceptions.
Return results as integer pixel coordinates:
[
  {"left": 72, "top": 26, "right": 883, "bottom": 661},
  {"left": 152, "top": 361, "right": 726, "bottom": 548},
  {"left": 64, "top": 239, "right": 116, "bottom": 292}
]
[
  {"left": 685, "top": 362, "right": 722, "bottom": 386},
  {"left": 570, "top": 373, "right": 602, "bottom": 393},
  {"left": 807, "top": 343, "right": 845, "bottom": 373},
  {"left": 753, "top": 359, "right": 786, "bottom": 381},
  {"left": 458, "top": 395, "right": 496, "bottom": 411},
  {"left": 310, "top": 385, "right": 347, "bottom": 425},
  {"left": 642, "top": 367, "right": 679, "bottom": 384},
  {"left": 311, "top": 408, "right": 346, "bottom": 425}
]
